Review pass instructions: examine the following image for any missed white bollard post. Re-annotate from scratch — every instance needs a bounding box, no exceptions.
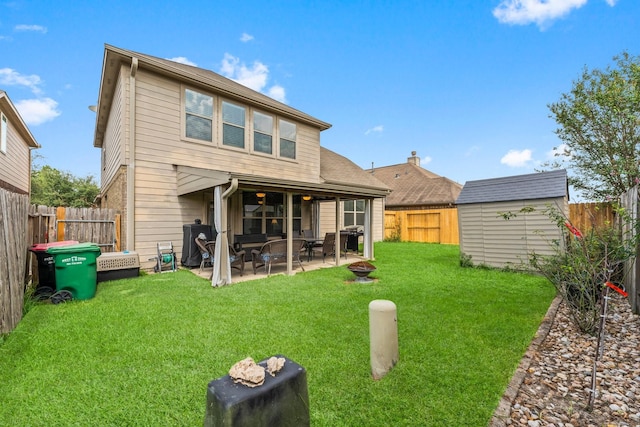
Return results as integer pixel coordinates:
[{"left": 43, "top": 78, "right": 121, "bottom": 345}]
[{"left": 369, "top": 300, "right": 398, "bottom": 380}]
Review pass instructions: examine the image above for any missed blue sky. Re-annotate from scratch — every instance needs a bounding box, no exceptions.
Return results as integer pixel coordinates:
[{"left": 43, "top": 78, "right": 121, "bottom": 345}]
[{"left": 1, "top": 0, "right": 637, "bottom": 194}]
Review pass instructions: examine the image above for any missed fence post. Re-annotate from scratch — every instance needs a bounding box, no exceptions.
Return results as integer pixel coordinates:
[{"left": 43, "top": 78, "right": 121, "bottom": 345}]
[{"left": 56, "top": 206, "right": 66, "bottom": 242}]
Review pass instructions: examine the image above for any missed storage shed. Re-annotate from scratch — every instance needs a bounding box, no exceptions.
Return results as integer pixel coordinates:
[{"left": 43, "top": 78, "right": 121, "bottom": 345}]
[{"left": 456, "top": 170, "right": 569, "bottom": 269}]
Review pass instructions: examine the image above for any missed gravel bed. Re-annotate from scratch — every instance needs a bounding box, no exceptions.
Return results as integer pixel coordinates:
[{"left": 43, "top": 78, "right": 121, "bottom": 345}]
[{"left": 494, "top": 293, "right": 640, "bottom": 427}]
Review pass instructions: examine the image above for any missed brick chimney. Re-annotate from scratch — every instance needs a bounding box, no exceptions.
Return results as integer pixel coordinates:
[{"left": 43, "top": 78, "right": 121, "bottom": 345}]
[{"left": 407, "top": 151, "right": 420, "bottom": 167}]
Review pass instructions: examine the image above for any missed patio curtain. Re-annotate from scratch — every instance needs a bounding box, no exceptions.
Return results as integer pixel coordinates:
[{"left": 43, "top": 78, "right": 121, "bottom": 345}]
[{"left": 212, "top": 185, "right": 231, "bottom": 286}]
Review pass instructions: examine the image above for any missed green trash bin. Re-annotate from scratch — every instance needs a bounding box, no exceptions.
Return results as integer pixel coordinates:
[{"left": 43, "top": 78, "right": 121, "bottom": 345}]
[{"left": 47, "top": 243, "right": 102, "bottom": 300}]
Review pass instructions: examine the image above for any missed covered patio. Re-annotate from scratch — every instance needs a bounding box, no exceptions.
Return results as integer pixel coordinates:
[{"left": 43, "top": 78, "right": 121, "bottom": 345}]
[{"left": 176, "top": 147, "right": 390, "bottom": 287}]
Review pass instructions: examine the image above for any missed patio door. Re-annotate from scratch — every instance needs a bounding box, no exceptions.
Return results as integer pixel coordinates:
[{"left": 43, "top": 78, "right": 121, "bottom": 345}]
[{"left": 241, "top": 191, "right": 302, "bottom": 236}]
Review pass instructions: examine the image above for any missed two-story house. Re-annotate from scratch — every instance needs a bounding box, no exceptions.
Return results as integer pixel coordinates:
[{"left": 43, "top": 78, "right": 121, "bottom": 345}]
[
  {"left": 92, "top": 45, "right": 389, "bottom": 277},
  {"left": 0, "top": 90, "right": 39, "bottom": 195}
]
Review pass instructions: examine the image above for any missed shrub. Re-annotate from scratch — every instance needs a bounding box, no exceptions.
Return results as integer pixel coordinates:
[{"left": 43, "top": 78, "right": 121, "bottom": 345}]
[{"left": 528, "top": 206, "right": 635, "bottom": 335}]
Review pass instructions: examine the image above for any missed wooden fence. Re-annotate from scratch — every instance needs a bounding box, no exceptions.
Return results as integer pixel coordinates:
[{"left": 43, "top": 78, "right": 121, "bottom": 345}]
[
  {"left": 0, "top": 189, "right": 30, "bottom": 334},
  {"left": 26, "top": 206, "right": 121, "bottom": 284},
  {"left": 384, "top": 208, "right": 459, "bottom": 244},
  {"left": 620, "top": 187, "right": 639, "bottom": 314},
  {"left": 383, "top": 203, "right": 615, "bottom": 246},
  {"left": 569, "top": 202, "right": 615, "bottom": 233}
]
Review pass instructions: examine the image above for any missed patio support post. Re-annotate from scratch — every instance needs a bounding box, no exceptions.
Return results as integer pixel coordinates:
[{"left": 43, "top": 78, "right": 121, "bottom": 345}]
[
  {"left": 364, "top": 199, "right": 373, "bottom": 259},
  {"left": 335, "top": 196, "right": 341, "bottom": 266},
  {"left": 286, "top": 192, "right": 293, "bottom": 275}
]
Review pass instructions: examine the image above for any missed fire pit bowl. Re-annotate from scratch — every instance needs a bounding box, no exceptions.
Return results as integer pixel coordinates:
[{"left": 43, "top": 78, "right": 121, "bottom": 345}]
[{"left": 347, "top": 261, "right": 377, "bottom": 283}]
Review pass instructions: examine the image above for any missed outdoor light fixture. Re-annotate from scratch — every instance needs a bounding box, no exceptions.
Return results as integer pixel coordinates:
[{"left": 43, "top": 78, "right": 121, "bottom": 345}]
[
  {"left": 302, "top": 195, "right": 312, "bottom": 201},
  {"left": 271, "top": 218, "right": 278, "bottom": 224},
  {"left": 256, "top": 192, "right": 266, "bottom": 198}
]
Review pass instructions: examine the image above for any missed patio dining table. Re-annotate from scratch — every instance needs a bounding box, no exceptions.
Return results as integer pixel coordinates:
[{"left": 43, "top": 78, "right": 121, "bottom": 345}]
[{"left": 303, "top": 238, "right": 324, "bottom": 262}]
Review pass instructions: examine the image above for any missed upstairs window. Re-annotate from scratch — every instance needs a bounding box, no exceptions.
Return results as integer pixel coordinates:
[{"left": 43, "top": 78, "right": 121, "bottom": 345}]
[
  {"left": 253, "top": 111, "right": 273, "bottom": 154},
  {"left": 185, "top": 89, "right": 213, "bottom": 142},
  {"left": 279, "top": 119, "right": 296, "bottom": 159},
  {"left": 222, "top": 101, "right": 245, "bottom": 149},
  {"left": 1, "top": 113, "right": 7, "bottom": 153}
]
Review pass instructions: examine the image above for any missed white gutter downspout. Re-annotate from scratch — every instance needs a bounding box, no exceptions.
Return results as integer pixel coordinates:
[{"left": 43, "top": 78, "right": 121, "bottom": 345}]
[
  {"left": 221, "top": 178, "right": 238, "bottom": 238},
  {"left": 126, "top": 57, "right": 138, "bottom": 251}
]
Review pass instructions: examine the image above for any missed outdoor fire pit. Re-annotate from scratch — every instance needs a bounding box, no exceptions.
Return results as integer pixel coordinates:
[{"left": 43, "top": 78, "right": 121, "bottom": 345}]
[{"left": 347, "top": 261, "right": 377, "bottom": 283}]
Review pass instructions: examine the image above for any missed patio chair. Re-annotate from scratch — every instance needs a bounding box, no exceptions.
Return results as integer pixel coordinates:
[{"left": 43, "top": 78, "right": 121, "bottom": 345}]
[
  {"left": 312, "top": 232, "right": 348, "bottom": 262},
  {"left": 251, "top": 238, "right": 306, "bottom": 275},
  {"left": 194, "top": 234, "right": 212, "bottom": 272},
  {"left": 203, "top": 240, "right": 246, "bottom": 278}
]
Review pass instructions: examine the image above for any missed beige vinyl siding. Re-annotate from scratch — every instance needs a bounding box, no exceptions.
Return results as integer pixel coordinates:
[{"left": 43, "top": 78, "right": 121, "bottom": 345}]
[
  {"left": 128, "top": 69, "right": 324, "bottom": 265},
  {"left": 133, "top": 70, "right": 321, "bottom": 184},
  {"left": 101, "top": 68, "right": 126, "bottom": 189},
  {"left": 318, "top": 198, "right": 385, "bottom": 242},
  {"left": 0, "top": 114, "right": 31, "bottom": 193},
  {"left": 458, "top": 197, "right": 567, "bottom": 269},
  {"left": 134, "top": 161, "right": 204, "bottom": 269}
]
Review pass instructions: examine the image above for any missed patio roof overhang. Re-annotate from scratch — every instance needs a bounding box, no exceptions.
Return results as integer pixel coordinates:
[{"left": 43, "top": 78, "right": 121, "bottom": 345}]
[{"left": 176, "top": 165, "right": 390, "bottom": 199}]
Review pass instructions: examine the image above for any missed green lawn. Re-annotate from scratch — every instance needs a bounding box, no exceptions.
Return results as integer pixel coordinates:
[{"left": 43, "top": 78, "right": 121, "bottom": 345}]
[{"left": 0, "top": 242, "right": 555, "bottom": 426}]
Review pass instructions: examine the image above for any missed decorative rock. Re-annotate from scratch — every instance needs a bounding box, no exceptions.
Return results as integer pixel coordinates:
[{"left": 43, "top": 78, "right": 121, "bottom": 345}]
[{"left": 498, "top": 294, "right": 640, "bottom": 426}]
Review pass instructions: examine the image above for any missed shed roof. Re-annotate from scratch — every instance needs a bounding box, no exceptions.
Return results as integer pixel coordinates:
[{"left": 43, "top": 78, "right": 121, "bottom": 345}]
[
  {"left": 456, "top": 169, "right": 568, "bottom": 205},
  {"left": 368, "top": 162, "right": 462, "bottom": 207}
]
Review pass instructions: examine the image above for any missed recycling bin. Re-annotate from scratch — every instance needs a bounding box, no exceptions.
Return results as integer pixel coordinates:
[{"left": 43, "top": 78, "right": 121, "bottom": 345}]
[
  {"left": 29, "top": 241, "right": 79, "bottom": 293},
  {"left": 47, "top": 243, "right": 102, "bottom": 300}
]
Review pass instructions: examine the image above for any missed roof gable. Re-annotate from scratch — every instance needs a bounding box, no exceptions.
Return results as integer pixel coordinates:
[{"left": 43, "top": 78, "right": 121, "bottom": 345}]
[
  {"left": 0, "top": 90, "right": 39, "bottom": 149},
  {"left": 456, "top": 170, "right": 568, "bottom": 205},
  {"left": 94, "top": 45, "right": 331, "bottom": 147}
]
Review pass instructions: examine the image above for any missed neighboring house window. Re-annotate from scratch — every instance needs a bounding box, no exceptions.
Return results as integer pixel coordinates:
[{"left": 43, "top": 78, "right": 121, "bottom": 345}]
[
  {"left": 344, "top": 200, "right": 365, "bottom": 227},
  {"left": 253, "top": 111, "right": 273, "bottom": 154},
  {"left": 185, "top": 88, "right": 213, "bottom": 142},
  {"left": 222, "top": 101, "right": 245, "bottom": 149},
  {"left": 1, "top": 113, "right": 7, "bottom": 154},
  {"left": 279, "top": 119, "right": 296, "bottom": 159}
]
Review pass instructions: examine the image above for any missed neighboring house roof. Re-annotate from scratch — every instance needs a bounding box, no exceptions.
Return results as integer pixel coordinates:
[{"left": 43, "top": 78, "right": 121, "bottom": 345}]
[
  {"left": 0, "top": 90, "right": 39, "bottom": 149},
  {"left": 456, "top": 169, "right": 568, "bottom": 205},
  {"left": 367, "top": 157, "right": 462, "bottom": 207},
  {"left": 93, "top": 44, "right": 331, "bottom": 148}
]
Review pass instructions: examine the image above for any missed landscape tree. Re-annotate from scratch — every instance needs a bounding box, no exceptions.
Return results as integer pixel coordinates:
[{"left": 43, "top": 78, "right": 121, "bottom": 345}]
[
  {"left": 31, "top": 165, "right": 99, "bottom": 208},
  {"left": 547, "top": 51, "right": 640, "bottom": 201}
]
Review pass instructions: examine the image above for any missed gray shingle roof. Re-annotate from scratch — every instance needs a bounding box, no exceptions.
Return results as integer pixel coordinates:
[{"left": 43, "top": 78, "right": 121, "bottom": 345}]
[
  {"left": 456, "top": 170, "right": 568, "bottom": 205},
  {"left": 367, "top": 162, "right": 462, "bottom": 207}
]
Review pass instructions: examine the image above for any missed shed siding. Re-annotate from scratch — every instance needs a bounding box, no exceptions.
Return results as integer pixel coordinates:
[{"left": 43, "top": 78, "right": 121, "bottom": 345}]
[
  {"left": 458, "top": 197, "right": 567, "bottom": 268},
  {"left": 0, "top": 113, "right": 31, "bottom": 193}
]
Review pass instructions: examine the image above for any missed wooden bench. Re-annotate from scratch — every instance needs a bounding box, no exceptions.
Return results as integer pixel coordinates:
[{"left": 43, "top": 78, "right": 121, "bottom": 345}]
[{"left": 251, "top": 239, "right": 307, "bottom": 275}]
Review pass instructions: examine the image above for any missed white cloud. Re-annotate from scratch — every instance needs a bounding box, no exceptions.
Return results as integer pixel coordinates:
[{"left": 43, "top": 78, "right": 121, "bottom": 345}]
[
  {"left": 604, "top": 0, "right": 618, "bottom": 5},
  {"left": 240, "top": 33, "right": 254, "bottom": 42},
  {"left": 268, "top": 85, "right": 286, "bottom": 103},
  {"left": 547, "top": 143, "right": 571, "bottom": 159},
  {"left": 493, "top": 0, "right": 588, "bottom": 28},
  {"left": 219, "top": 53, "right": 287, "bottom": 103},
  {"left": 422, "top": 156, "right": 432, "bottom": 166},
  {"left": 0, "top": 68, "right": 43, "bottom": 95},
  {"left": 15, "top": 98, "right": 60, "bottom": 125},
  {"left": 15, "top": 24, "right": 47, "bottom": 33},
  {"left": 501, "top": 149, "right": 533, "bottom": 167},
  {"left": 365, "top": 125, "right": 384, "bottom": 135},
  {"left": 168, "top": 56, "right": 197, "bottom": 66},
  {"left": 465, "top": 145, "right": 480, "bottom": 157}
]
